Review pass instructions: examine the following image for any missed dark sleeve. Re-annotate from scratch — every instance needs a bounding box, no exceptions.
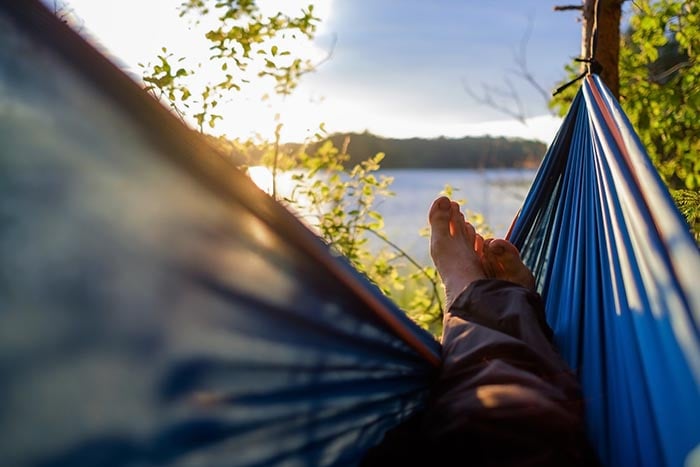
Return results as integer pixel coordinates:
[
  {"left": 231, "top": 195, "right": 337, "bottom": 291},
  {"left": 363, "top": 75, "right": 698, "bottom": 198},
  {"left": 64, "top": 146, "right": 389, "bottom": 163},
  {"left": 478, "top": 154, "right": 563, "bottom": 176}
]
[{"left": 424, "top": 279, "right": 597, "bottom": 466}]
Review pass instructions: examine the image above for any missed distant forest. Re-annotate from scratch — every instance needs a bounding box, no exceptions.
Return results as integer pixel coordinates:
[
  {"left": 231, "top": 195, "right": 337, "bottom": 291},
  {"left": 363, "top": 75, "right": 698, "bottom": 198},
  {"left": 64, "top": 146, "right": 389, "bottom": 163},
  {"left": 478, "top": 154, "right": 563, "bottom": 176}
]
[
  {"left": 223, "top": 132, "right": 549, "bottom": 169},
  {"left": 304, "top": 132, "right": 547, "bottom": 169}
]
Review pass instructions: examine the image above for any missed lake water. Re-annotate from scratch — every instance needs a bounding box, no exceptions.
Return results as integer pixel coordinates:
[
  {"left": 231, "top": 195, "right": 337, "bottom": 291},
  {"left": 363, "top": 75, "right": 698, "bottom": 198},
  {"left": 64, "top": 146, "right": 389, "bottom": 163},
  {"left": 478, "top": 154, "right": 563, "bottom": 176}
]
[
  {"left": 249, "top": 167, "right": 538, "bottom": 265},
  {"left": 373, "top": 169, "right": 537, "bottom": 264}
]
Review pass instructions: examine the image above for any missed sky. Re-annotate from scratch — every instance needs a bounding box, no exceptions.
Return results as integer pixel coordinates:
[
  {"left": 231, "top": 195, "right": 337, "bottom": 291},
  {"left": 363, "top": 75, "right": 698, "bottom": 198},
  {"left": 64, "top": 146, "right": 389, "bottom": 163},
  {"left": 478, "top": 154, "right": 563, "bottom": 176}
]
[{"left": 54, "top": 0, "right": 589, "bottom": 143}]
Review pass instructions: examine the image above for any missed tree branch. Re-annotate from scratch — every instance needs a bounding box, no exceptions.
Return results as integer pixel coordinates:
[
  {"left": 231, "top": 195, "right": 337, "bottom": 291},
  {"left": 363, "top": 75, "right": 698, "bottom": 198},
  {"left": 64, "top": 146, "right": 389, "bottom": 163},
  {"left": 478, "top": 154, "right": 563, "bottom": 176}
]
[
  {"left": 462, "top": 15, "right": 554, "bottom": 124},
  {"left": 361, "top": 227, "right": 444, "bottom": 314},
  {"left": 313, "top": 33, "right": 337, "bottom": 69},
  {"left": 650, "top": 61, "right": 692, "bottom": 84},
  {"left": 510, "top": 15, "right": 552, "bottom": 107},
  {"left": 554, "top": 5, "right": 584, "bottom": 11},
  {"left": 462, "top": 77, "right": 527, "bottom": 124}
]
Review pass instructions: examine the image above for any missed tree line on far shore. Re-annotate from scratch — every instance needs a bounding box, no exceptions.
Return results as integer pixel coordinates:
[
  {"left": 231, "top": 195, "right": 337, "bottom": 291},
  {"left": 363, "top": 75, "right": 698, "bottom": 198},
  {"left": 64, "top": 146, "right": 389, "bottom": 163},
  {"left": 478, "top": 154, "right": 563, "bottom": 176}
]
[{"left": 289, "top": 132, "right": 547, "bottom": 169}]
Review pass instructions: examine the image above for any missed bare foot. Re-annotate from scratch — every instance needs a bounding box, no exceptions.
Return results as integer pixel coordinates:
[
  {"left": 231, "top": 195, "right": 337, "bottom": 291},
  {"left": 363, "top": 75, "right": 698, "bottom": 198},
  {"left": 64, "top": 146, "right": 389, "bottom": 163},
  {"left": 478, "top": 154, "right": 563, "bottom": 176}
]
[
  {"left": 429, "top": 197, "right": 486, "bottom": 308},
  {"left": 483, "top": 238, "right": 536, "bottom": 290}
]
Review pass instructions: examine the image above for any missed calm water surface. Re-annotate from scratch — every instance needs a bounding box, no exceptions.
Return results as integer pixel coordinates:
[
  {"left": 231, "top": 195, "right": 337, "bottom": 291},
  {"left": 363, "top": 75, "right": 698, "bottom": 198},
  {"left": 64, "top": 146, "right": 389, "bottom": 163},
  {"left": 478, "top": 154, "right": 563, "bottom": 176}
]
[
  {"left": 250, "top": 167, "right": 538, "bottom": 264},
  {"left": 375, "top": 169, "right": 537, "bottom": 263}
]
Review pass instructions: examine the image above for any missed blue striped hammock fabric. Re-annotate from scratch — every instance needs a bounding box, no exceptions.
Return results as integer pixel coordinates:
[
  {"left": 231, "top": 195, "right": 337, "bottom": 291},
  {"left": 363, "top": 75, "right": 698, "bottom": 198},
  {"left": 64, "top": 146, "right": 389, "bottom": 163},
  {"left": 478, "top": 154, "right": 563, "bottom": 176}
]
[{"left": 510, "top": 75, "right": 700, "bottom": 467}]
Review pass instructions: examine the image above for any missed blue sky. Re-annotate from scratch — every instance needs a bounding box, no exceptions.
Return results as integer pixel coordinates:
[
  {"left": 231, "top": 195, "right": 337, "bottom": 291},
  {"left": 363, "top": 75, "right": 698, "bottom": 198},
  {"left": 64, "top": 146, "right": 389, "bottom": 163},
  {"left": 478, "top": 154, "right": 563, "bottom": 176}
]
[
  {"left": 58, "top": 0, "right": 593, "bottom": 142},
  {"left": 307, "top": 1, "right": 584, "bottom": 136}
]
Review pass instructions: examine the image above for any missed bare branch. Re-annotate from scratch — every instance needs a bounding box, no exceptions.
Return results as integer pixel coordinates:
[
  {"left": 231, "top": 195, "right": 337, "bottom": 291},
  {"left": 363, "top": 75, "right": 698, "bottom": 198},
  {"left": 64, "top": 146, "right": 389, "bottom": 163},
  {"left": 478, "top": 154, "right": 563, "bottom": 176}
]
[
  {"left": 650, "top": 61, "right": 692, "bottom": 84},
  {"left": 554, "top": 5, "right": 584, "bottom": 11},
  {"left": 462, "top": 15, "right": 555, "bottom": 124},
  {"left": 626, "top": 0, "right": 644, "bottom": 11},
  {"left": 510, "top": 15, "right": 552, "bottom": 107},
  {"left": 51, "top": 0, "right": 85, "bottom": 32},
  {"left": 313, "top": 33, "right": 337, "bottom": 69},
  {"left": 361, "top": 227, "right": 444, "bottom": 315},
  {"left": 462, "top": 77, "right": 527, "bottom": 124}
]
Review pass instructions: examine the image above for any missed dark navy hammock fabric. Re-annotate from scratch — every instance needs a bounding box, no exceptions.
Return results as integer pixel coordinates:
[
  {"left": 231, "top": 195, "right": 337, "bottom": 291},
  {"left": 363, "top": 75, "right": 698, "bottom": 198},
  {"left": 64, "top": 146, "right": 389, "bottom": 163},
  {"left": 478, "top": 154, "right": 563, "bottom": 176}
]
[
  {"left": 0, "top": 3, "right": 439, "bottom": 466},
  {"left": 510, "top": 75, "right": 700, "bottom": 467}
]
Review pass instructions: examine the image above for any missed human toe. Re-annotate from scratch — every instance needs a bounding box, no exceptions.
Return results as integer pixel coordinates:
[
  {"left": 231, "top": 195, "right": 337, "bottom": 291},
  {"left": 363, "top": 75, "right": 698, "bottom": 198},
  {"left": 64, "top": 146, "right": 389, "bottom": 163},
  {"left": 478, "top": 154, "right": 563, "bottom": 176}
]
[
  {"left": 489, "top": 239, "right": 522, "bottom": 265},
  {"left": 429, "top": 197, "right": 451, "bottom": 236},
  {"left": 486, "top": 239, "right": 535, "bottom": 289}
]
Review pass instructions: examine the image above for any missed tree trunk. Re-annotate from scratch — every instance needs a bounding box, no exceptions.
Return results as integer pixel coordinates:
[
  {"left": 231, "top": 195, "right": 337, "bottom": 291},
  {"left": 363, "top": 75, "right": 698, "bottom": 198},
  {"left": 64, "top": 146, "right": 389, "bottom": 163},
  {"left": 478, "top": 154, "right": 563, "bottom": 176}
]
[{"left": 581, "top": 0, "right": 622, "bottom": 98}]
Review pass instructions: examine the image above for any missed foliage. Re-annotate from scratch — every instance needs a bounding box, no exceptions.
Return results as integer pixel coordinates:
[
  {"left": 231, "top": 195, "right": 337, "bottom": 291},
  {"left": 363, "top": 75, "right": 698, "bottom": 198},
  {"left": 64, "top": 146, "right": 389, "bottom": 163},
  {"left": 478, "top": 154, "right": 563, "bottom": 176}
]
[
  {"left": 179, "top": 0, "right": 318, "bottom": 96},
  {"left": 140, "top": 0, "right": 320, "bottom": 132},
  {"left": 244, "top": 134, "right": 447, "bottom": 335},
  {"left": 672, "top": 189, "right": 700, "bottom": 243},
  {"left": 306, "top": 132, "right": 546, "bottom": 169},
  {"left": 551, "top": 0, "right": 700, "bottom": 240},
  {"left": 620, "top": 0, "right": 699, "bottom": 192},
  {"left": 141, "top": 0, "right": 495, "bottom": 336},
  {"left": 241, "top": 132, "right": 546, "bottom": 169}
]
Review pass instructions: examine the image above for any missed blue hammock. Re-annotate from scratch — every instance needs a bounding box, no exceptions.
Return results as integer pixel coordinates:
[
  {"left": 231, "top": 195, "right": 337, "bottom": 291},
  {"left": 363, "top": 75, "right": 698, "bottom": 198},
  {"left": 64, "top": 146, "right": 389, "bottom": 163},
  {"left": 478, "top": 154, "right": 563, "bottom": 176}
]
[
  {"left": 0, "top": 4, "right": 439, "bottom": 466},
  {"left": 510, "top": 75, "right": 700, "bottom": 467},
  {"left": 1, "top": 2, "right": 698, "bottom": 466}
]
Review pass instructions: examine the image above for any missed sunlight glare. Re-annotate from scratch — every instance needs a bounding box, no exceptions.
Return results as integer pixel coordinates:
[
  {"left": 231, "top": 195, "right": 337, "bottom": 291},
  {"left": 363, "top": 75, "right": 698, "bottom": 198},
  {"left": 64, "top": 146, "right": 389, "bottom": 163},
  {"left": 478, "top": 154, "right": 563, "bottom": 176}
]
[
  {"left": 246, "top": 166, "right": 303, "bottom": 201},
  {"left": 246, "top": 166, "right": 318, "bottom": 231},
  {"left": 61, "top": 0, "right": 559, "bottom": 144},
  {"left": 247, "top": 166, "right": 274, "bottom": 194}
]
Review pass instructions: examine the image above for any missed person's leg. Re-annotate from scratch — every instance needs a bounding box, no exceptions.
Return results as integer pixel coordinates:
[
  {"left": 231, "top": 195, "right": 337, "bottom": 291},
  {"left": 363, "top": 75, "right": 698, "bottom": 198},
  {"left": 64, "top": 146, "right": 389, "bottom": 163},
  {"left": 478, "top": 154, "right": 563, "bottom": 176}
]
[{"left": 426, "top": 197, "right": 595, "bottom": 466}]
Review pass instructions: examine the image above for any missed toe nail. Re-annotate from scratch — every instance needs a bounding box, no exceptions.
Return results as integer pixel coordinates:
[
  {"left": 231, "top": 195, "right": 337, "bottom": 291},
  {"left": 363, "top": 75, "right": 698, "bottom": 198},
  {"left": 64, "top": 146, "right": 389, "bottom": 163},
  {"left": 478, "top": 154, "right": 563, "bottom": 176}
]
[
  {"left": 438, "top": 198, "right": 450, "bottom": 210},
  {"left": 492, "top": 245, "right": 505, "bottom": 255}
]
